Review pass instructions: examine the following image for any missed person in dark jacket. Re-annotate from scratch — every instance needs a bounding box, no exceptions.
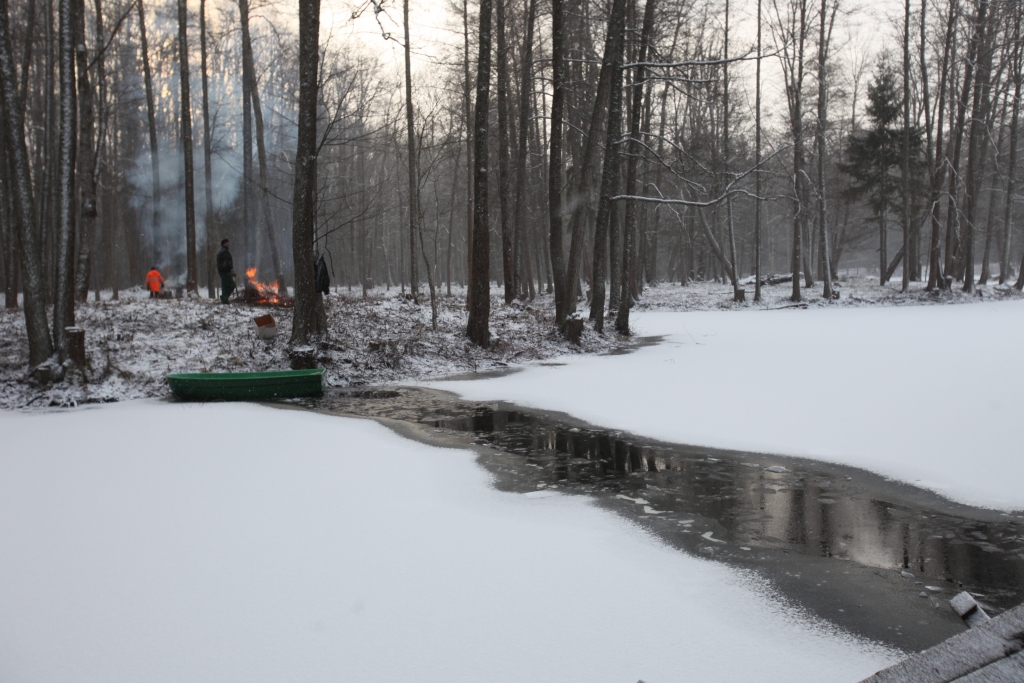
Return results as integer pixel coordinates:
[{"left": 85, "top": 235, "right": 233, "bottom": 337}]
[{"left": 216, "top": 239, "right": 235, "bottom": 304}]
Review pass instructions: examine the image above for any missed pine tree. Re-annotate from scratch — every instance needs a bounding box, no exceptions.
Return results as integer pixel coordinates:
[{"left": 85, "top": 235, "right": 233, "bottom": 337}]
[{"left": 842, "top": 63, "right": 923, "bottom": 284}]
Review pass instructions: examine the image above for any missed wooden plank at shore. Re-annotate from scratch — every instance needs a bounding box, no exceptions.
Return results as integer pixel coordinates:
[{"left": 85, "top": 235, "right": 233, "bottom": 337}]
[
  {"left": 860, "top": 604, "right": 1024, "bottom": 683},
  {"left": 954, "top": 650, "right": 1024, "bottom": 683}
]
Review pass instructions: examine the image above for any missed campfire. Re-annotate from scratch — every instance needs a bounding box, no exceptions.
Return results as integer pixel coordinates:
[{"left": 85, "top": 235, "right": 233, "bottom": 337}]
[{"left": 243, "top": 267, "right": 292, "bottom": 306}]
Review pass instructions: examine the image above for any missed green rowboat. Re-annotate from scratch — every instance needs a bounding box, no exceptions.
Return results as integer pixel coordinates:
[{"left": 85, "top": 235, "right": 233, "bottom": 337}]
[{"left": 167, "top": 369, "right": 324, "bottom": 401}]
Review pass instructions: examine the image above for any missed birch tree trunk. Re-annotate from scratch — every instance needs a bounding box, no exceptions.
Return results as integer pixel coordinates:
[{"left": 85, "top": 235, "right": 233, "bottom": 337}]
[{"left": 53, "top": 0, "right": 77, "bottom": 355}]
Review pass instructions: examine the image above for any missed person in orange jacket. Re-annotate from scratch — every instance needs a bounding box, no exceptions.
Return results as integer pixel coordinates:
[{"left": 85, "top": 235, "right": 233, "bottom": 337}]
[{"left": 146, "top": 267, "right": 165, "bottom": 298}]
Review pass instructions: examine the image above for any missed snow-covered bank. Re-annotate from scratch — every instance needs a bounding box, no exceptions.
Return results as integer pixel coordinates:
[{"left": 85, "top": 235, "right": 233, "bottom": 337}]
[
  {"left": 0, "top": 287, "right": 614, "bottom": 409},
  {"left": 0, "top": 402, "right": 895, "bottom": 682},
  {"left": 428, "top": 301, "right": 1024, "bottom": 511}
]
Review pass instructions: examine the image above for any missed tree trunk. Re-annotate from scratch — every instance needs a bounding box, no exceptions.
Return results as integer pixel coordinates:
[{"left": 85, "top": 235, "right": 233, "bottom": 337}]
[
  {"left": 1001, "top": 5, "right": 1021, "bottom": 285},
  {"left": 978, "top": 89, "right": 1008, "bottom": 284},
  {"left": 200, "top": 0, "right": 215, "bottom": 298},
  {"left": 290, "top": 0, "right": 325, "bottom": 345},
  {"left": 560, "top": 0, "right": 629, "bottom": 323},
  {"left": 944, "top": 0, "right": 979, "bottom": 279},
  {"left": 403, "top": 0, "right": 418, "bottom": 300},
  {"left": 73, "top": 0, "right": 96, "bottom": 303},
  {"left": 496, "top": 0, "right": 514, "bottom": 303},
  {"left": 53, "top": 0, "right": 77, "bottom": 356},
  {"left": 0, "top": 0, "right": 53, "bottom": 363},
  {"left": 723, "top": 0, "right": 741, "bottom": 299},
  {"left": 755, "top": 0, "right": 763, "bottom": 301},
  {"left": 136, "top": 0, "right": 161, "bottom": 269},
  {"left": 548, "top": 0, "right": 566, "bottom": 318},
  {"left": 900, "top": 0, "right": 911, "bottom": 292},
  {"left": 615, "top": 0, "right": 655, "bottom": 334},
  {"left": 239, "top": 0, "right": 285, "bottom": 293},
  {"left": 589, "top": 0, "right": 626, "bottom": 329},
  {"left": 467, "top": 0, "right": 493, "bottom": 347},
  {"left": 177, "top": 0, "right": 197, "bottom": 293},
  {"left": 463, "top": 0, "right": 473, "bottom": 310},
  {"left": 960, "top": 0, "right": 994, "bottom": 293},
  {"left": 91, "top": 0, "right": 107, "bottom": 302},
  {"left": 818, "top": 0, "right": 835, "bottom": 298},
  {"left": 924, "top": 0, "right": 954, "bottom": 290},
  {"left": 513, "top": 0, "right": 537, "bottom": 301},
  {"left": 789, "top": 0, "right": 808, "bottom": 302}
]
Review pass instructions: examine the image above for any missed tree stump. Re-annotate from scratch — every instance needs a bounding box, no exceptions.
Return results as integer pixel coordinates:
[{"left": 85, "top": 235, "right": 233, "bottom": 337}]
[
  {"left": 734, "top": 288, "right": 746, "bottom": 303},
  {"left": 289, "top": 347, "right": 318, "bottom": 370},
  {"left": 65, "top": 327, "right": 86, "bottom": 364},
  {"left": 560, "top": 317, "right": 584, "bottom": 345}
]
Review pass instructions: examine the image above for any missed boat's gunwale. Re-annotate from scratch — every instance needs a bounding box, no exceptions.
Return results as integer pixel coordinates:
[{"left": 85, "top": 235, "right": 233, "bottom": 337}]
[{"left": 166, "top": 368, "right": 324, "bottom": 383}]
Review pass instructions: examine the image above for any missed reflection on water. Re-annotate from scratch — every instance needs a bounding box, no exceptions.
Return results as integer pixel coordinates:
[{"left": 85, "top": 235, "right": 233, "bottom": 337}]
[
  {"left": 434, "top": 406, "right": 1024, "bottom": 614},
  {"left": 296, "top": 386, "right": 1024, "bottom": 641}
]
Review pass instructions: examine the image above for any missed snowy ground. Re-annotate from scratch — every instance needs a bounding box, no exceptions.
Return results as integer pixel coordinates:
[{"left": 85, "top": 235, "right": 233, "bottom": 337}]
[
  {"left": 0, "top": 286, "right": 617, "bottom": 409},
  {"left": 0, "top": 401, "right": 897, "bottom": 682},
  {"left": 427, "top": 296, "right": 1024, "bottom": 512},
  {"left": 635, "top": 272, "right": 1024, "bottom": 312}
]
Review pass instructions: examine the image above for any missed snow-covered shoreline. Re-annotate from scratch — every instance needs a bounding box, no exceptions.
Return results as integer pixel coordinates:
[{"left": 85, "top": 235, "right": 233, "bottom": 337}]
[
  {"left": 2, "top": 276, "right": 1018, "bottom": 410},
  {"left": 0, "top": 401, "right": 898, "bottom": 681},
  {"left": 0, "top": 286, "right": 617, "bottom": 409},
  {"left": 426, "top": 296, "right": 1024, "bottom": 511}
]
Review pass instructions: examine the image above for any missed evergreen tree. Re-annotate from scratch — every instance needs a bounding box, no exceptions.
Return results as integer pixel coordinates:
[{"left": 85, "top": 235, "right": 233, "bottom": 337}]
[{"left": 843, "top": 63, "right": 923, "bottom": 284}]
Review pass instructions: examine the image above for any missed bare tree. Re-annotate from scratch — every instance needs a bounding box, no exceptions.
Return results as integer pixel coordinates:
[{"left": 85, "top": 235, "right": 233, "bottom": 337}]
[
  {"left": 291, "top": 0, "right": 326, "bottom": 344},
  {"left": 403, "top": 0, "right": 418, "bottom": 300},
  {"left": 615, "top": 0, "right": 656, "bottom": 334},
  {"left": 200, "top": 0, "right": 215, "bottom": 298},
  {"left": 73, "top": 0, "right": 97, "bottom": 302},
  {"left": 136, "top": 0, "right": 161, "bottom": 268},
  {"left": 467, "top": 0, "right": 493, "bottom": 346},
  {"left": 816, "top": 0, "right": 837, "bottom": 297},
  {"left": 755, "top": 0, "right": 764, "bottom": 301},
  {"left": 0, "top": 0, "right": 52, "bottom": 364},
  {"left": 513, "top": 0, "right": 538, "bottom": 301},
  {"left": 178, "top": 0, "right": 197, "bottom": 294},
  {"left": 53, "top": 0, "right": 77, "bottom": 355},
  {"left": 588, "top": 0, "right": 626, "bottom": 330},
  {"left": 496, "top": 0, "right": 514, "bottom": 303},
  {"left": 1003, "top": 3, "right": 1021, "bottom": 287},
  {"left": 239, "top": 0, "right": 286, "bottom": 293}
]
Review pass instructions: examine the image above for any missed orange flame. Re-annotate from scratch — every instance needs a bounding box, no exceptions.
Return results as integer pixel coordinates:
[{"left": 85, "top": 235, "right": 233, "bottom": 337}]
[{"left": 244, "top": 267, "right": 288, "bottom": 305}]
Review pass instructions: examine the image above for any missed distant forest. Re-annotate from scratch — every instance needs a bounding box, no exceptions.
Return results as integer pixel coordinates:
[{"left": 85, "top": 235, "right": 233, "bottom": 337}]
[{"left": 1, "top": 0, "right": 1022, "bottom": 358}]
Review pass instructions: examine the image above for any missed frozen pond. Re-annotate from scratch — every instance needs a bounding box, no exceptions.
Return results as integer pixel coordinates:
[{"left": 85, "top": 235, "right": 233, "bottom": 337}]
[{"left": 298, "top": 386, "right": 1024, "bottom": 653}]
